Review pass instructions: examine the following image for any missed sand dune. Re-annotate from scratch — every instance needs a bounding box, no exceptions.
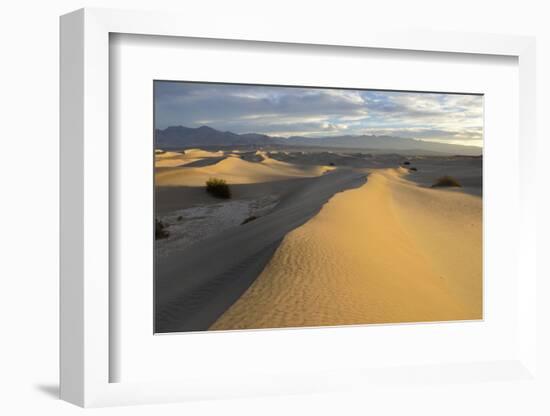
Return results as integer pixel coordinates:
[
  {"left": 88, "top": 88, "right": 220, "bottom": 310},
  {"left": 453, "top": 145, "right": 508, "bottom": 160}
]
[
  {"left": 156, "top": 154, "right": 333, "bottom": 187},
  {"left": 211, "top": 168, "right": 482, "bottom": 330},
  {"left": 184, "top": 148, "right": 225, "bottom": 158},
  {"left": 154, "top": 151, "right": 188, "bottom": 167},
  {"left": 155, "top": 169, "right": 366, "bottom": 332},
  {"left": 155, "top": 148, "right": 227, "bottom": 168}
]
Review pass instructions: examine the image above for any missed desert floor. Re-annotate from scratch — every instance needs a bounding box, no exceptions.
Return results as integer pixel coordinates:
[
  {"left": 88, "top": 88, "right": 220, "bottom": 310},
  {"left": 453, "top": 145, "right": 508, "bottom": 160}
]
[{"left": 154, "top": 149, "right": 482, "bottom": 332}]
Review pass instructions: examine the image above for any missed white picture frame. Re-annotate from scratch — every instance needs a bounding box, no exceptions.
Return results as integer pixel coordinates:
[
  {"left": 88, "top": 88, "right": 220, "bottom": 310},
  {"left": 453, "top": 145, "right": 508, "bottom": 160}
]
[{"left": 60, "top": 7, "right": 538, "bottom": 408}]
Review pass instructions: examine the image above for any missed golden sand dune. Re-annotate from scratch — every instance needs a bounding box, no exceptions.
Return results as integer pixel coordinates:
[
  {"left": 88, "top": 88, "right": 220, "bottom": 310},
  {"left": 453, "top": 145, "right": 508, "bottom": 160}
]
[
  {"left": 211, "top": 168, "right": 482, "bottom": 330},
  {"left": 155, "top": 149, "right": 225, "bottom": 168},
  {"left": 154, "top": 151, "right": 187, "bottom": 167},
  {"left": 156, "top": 155, "right": 333, "bottom": 187},
  {"left": 184, "top": 148, "right": 224, "bottom": 158},
  {"left": 155, "top": 150, "right": 180, "bottom": 158}
]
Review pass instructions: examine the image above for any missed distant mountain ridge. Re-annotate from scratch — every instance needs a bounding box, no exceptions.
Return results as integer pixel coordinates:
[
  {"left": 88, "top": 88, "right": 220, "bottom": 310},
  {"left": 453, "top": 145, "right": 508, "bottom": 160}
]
[{"left": 155, "top": 125, "right": 482, "bottom": 156}]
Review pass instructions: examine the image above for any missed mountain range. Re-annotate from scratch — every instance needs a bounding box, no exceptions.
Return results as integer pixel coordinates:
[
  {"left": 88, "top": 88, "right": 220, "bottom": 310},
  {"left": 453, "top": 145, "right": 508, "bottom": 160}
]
[{"left": 155, "top": 125, "right": 482, "bottom": 156}]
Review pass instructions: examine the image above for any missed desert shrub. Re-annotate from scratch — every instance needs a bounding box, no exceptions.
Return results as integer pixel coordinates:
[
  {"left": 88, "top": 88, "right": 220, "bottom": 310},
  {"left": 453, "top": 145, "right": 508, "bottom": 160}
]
[
  {"left": 241, "top": 215, "right": 258, "bottom": 225},
  {"left": 329, "top": 162, "right": 335, "bottom": 166},
  {"left": 177, "top": 215, "right": 183, "bottom": 221},
  {"left": 432, "top": 175, "right": 462, "bottom": 188},
  {"left": 409, "top": 167, "right": 418, "bottom": 172},
  {"left": 155, "top": 219, "right": 169, "bottom": 239},
  {"left": 403, "top": 161, "right": 411, "bottom": 166},
  {"left": 206, "top": 177, "right": 231, "bottom": 199}
]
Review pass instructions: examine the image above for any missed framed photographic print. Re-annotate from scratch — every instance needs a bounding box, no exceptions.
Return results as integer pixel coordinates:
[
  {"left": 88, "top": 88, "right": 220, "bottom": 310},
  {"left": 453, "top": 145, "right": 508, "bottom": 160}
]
[
  {"left": 60, "top": 8, "right": 539, "bottom": 408},
  {"left": 153, "top": 81, "right": 484, "bottom": 334}
]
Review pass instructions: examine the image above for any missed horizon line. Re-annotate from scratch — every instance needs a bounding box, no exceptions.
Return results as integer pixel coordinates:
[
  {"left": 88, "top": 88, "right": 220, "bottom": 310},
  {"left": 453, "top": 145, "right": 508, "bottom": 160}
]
[{"left": 156, "top": 124, "right": 483, "bottom": 149}]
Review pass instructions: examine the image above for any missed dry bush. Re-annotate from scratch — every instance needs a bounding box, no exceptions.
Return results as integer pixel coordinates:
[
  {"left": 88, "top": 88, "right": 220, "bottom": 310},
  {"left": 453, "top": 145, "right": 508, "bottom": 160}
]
[
  {"left": 155, "top": 219, "right": 169, "bottom": 239},
  {"left": 432, "top": 175, "right": 462, "bottom": 188},
  {"left": 206, "top": 178, "right": 231, "bottom": 199}
]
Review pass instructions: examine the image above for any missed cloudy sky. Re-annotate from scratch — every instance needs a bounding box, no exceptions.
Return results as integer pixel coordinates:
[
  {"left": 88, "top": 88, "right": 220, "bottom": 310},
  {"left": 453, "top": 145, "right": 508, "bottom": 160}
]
[{"left": 155, "top": 81, "right": 484, "bottom": 147}]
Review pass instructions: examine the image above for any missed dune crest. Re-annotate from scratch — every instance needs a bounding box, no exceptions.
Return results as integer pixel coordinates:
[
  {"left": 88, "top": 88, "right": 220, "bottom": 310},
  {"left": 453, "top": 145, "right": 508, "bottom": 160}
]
[{"left": 211, "top": 168, "right": 482, "bottom": 330}]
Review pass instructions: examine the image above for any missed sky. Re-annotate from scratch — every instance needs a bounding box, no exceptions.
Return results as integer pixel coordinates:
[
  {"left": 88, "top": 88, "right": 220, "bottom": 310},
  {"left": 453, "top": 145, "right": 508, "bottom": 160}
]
[{"left": 154, "top": 81, "right": 484, "bottom": 147}]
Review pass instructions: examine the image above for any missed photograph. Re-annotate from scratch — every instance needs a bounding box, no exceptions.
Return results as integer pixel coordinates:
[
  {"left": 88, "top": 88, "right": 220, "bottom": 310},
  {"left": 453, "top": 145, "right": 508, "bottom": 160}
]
[{"left": 154, "top": 81, "right": 483, "bottom": 333}]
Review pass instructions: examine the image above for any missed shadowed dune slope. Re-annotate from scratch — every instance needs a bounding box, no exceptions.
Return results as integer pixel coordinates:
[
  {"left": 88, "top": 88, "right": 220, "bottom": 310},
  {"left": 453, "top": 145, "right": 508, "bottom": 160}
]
[{"left": 211, "top": 168, "right": 482, "bottom": 330}]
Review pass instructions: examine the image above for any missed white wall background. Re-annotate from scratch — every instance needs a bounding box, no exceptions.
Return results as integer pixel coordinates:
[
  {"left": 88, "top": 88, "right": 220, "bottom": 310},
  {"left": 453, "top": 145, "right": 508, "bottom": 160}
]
[{"left": 1, "top": 0, "right": 548, "bottom": 415}]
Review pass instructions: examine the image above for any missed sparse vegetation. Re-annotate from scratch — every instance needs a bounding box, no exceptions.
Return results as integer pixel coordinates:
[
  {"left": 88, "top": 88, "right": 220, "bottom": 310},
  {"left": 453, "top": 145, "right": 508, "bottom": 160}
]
[
  {"left": 409, "top": 167, "right": 418, "bottom": 172},
  {"left": 403, "top": 161, "right": 411, "bottom": 166},
  {"left": 155, "top": 219, "right": 169, "bottom": 239},
  {"left": 432, "top": 175, "right": 462, "bottom": 188},
  {"left": 206, "top": 177, "right": 231, "bottom": 199},
  {"left": 177, "top": 215, "right": 183, "bottom": 221},
  {"left": 241, "top": 215, "right": 258, "bottom": 225},
  {"left": 329, "top": 162, "right": 335, "bottom": 166}
]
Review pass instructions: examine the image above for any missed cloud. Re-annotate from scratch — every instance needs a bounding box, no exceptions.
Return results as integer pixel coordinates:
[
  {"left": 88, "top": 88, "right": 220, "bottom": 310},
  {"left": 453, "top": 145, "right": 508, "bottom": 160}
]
[{"left": 154, "top": 81, "right": 483, "bottom": 146}]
